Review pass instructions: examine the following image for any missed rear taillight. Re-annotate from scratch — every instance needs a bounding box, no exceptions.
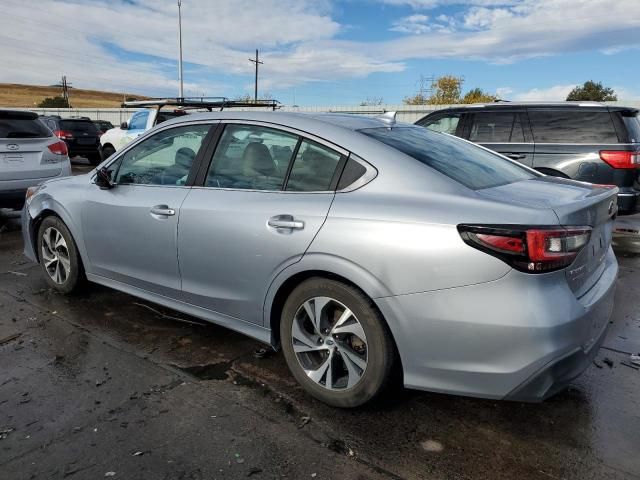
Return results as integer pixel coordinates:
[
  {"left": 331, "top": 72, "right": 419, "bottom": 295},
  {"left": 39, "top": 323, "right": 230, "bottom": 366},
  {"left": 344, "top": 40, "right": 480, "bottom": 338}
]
[
  {"left": 53, "top": 129, "right": 74, "bottom": 140},
  {"left": 600, "top": 150, "right": 640, "bottom": 169},
  {"left": 459, "top": 225, "right": 591, "bottom": 273},
  {"left": 47, "top": 140, "right": 68, "bottom": 156}
]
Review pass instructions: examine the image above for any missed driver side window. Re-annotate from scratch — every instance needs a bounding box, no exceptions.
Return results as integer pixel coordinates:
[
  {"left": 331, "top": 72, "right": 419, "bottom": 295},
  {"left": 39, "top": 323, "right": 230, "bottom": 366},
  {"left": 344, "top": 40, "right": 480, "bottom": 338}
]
[{"left": 114, "top": 124, "right": 211, "bottom": 186}]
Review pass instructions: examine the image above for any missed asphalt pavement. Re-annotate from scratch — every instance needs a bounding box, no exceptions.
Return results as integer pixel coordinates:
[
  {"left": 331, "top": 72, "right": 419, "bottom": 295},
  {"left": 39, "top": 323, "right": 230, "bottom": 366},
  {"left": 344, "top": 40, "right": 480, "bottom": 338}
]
[{"left": 1, "top": 161, "right": 639, "bottom": 479}]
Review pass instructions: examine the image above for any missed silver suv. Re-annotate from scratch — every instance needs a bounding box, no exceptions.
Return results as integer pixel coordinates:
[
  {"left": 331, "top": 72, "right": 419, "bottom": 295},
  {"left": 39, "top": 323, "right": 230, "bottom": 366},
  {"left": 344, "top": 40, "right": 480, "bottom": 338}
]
[{"left": 0, "top": 110, "right": 72, "bottom": 209}]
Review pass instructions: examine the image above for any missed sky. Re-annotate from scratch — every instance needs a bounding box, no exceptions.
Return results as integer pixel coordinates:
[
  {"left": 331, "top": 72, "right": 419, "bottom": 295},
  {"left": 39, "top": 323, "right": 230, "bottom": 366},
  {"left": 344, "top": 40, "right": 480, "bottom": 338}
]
[{"left": 1, "top": 0, "right": 639, "bottom": 106}]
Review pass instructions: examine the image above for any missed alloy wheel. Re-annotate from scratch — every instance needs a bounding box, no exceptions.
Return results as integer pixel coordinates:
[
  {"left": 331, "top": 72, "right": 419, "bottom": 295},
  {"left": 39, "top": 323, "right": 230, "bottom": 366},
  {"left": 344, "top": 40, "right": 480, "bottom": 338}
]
[
  {"left": 291, "top": 296, "right": 368, "bottom": 391},
  {"left": 41, "top": 227, "right": 71, "bottom": 285}
]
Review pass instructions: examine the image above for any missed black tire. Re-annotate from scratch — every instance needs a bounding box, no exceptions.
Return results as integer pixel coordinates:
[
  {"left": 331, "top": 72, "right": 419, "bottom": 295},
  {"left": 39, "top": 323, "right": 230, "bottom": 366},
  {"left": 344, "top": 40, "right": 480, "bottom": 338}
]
[
  {"left": 280, "top": 277, "right": 396, "bottom": 408},
  {"left": 37, "top": 216, "right": 86, "bottom": 294},
  {"left": 88, "top": 153, "right": 102, "bottom": 166},
  {"left": 101, "top": 145, "right": 116, "bottom": 162}
]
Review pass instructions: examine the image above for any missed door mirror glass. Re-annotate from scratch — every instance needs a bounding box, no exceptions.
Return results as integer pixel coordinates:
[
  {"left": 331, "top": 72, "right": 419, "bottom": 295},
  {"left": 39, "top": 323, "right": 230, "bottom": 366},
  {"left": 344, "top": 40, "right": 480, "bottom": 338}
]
[
  {"left": 95, "top": 167, "right": 115, "bottom": 190},
  {"left": 120, "top": 121, "right": 128, "bottom": 130}
]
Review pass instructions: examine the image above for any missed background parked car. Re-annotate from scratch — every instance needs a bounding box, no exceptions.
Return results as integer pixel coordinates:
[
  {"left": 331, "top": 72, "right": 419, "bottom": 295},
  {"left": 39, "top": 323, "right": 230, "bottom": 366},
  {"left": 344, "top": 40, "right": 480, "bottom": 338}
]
[
  {"left": 93, "top": 119, "right": 114, "bottom": 134},
  {"left": 415, "top": 102, "right": 640, "bottom": 214},
  {"left": 40, "top": 116, "right": 102, "bottom": 165},
  {"left": 0, "top": 110, "right": 71, "bottom": 209}
]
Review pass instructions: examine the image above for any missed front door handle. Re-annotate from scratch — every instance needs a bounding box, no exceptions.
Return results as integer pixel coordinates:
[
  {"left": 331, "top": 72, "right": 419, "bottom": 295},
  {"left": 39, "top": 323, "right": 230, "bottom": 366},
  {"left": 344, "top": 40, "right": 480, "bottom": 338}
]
[
  {"left": 505, "top": 153, "right": 526, "bottom": 160},
  {"left": 268, "top": 214, "right": 304, "bottom": 230},
  {"left": 150, "top": 205, "right": 176, "bottom": 217}
]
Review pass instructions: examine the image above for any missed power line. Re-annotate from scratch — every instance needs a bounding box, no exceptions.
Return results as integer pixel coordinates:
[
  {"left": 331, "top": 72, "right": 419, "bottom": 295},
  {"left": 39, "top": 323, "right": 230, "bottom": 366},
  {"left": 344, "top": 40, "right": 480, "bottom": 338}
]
[{"left": 248, "top": 49, "right": 263, "bottom": 102}]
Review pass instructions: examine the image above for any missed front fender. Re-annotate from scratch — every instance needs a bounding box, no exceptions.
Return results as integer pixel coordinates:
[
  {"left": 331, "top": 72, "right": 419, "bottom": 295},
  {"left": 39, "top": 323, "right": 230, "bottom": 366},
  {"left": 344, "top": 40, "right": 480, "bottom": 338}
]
[{"left": 25, "top": 194, "right": 89, "bottom": 270}]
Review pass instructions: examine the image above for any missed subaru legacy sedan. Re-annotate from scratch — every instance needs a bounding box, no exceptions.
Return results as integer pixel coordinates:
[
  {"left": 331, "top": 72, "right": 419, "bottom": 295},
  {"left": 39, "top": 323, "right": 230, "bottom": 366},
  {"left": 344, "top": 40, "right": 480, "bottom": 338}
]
[{"left": 23, "top": 112, "right": 618, "bottom": 407}]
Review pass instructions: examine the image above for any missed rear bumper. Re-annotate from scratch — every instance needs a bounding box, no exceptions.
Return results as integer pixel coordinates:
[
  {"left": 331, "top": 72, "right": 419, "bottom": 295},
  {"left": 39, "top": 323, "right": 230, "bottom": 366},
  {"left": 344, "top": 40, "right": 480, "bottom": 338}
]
[
  {"left": 375, "top": 247, "right": 618, "bottom": 401},
  {"left": 0, "top": 162, "right": 72, "bottom": 208},
  {"left": 616, "top": 189, "right": 640, "bottom": 215}
]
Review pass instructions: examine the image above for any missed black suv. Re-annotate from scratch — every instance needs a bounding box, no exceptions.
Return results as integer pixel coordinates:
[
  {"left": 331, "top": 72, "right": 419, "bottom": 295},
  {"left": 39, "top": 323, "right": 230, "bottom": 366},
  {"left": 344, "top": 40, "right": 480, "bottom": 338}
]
[
  {"left": 416, "top": 102, "right": 640, "bottom": 214},
  {"left": 40, "top": 116, "right": 102, "bottom": 165}
]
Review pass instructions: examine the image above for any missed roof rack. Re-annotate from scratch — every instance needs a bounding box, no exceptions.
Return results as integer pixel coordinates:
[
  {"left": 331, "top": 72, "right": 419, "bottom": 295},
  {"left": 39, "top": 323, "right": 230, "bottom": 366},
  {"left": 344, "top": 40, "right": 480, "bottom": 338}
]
[{"left": 121, "top": 97, "right": 281, "bottom": 111}]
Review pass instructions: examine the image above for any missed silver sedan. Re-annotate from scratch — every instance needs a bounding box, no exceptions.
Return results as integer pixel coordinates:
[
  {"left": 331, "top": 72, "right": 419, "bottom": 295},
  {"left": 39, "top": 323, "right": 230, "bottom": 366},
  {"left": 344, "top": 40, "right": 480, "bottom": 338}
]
[{"left": 22, "top": 111, "right": 618, "bottom": 407}]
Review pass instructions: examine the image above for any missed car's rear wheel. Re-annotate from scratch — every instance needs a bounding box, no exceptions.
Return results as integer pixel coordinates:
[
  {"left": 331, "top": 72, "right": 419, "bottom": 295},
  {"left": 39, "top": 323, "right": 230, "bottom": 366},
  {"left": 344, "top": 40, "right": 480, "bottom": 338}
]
[
  {"left": 101, "top": 145, "right": 115, "bottom": 161},
  {"left": 280, "top": 278, "right": 396, "bottom": 407},
  {"left": 37, "top": 216, "right": 85, "bottom": 294}
]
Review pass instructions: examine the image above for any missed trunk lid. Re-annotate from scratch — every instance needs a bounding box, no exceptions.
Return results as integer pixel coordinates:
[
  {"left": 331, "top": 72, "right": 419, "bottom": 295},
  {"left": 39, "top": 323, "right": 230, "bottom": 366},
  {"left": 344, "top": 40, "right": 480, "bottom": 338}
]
[
  {"left": 0, "top": 138, "right": 63, "bottom": 181},
  {"left": 478, "top": 176, "right": 617, "bottom": 296}
]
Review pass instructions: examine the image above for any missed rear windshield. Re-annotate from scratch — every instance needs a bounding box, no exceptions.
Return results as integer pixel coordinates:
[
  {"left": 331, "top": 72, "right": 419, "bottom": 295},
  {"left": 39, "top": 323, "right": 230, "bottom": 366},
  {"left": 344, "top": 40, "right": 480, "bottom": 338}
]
[
  {"left": 360, "top": 126, "right": 537, "bottom": 190},
  {"left": 60, "top": 120, "right": 99, "bottom": 133},
  {"left": 0, "top": 111, "right": 51, "bottom": 139}
]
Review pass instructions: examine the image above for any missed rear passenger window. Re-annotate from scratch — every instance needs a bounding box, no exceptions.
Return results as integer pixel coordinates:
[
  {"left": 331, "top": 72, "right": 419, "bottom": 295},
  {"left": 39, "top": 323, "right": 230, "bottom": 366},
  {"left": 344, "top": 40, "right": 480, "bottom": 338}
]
[
  {"left": 337, "top": 157, "right": 367, "bottom": 190},
  {"left": 285, "top": 140, "right": 341, "bottom": 192},
  {"left": 206, "top": 124, "right": 298, "bottom": 190},
  {"left": 528, "top": 110, "right": 618, "bottom": 143},
  {"left": 468, "top": 112, "right": 524, "bottom": 142},
  {"left": 419, "top": 114, "right": 460, "bottom": 135}
]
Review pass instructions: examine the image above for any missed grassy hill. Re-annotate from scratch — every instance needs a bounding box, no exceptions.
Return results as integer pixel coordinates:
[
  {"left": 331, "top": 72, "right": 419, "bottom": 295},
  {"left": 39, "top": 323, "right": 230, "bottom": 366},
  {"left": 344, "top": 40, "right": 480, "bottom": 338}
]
[{"left": 0, "top": 83, "right": 149, "bottom": 108}]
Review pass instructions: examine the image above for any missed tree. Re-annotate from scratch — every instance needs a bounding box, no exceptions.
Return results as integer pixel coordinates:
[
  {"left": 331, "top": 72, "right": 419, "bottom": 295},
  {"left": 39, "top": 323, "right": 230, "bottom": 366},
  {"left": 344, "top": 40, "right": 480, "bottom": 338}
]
[
  {"left": 461, "top": 88, "right": 497, "bottom": 104},
  {"left": 566, "top": 81, "right": 617, "bottom": 101},
  {"left": 38, "top": 96, "right": 69, "bottom": 108},
  {"left": 403, "top": 92, "right": 429, "bottom": 105},
  {"left": 429, "top": 75, "right": 463, "bottom": 105}
]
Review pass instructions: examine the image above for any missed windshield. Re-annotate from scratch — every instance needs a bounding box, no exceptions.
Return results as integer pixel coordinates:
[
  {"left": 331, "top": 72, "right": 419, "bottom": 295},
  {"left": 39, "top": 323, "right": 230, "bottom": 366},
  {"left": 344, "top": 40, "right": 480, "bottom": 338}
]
[{"left": 360, "top": 126, "right": 537, "bottom": 190}]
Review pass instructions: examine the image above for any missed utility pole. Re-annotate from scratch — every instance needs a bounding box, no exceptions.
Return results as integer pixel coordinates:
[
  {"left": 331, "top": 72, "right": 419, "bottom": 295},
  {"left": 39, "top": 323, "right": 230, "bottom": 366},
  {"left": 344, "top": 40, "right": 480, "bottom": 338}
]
[
  {"left": 248, "top": 49, "right": 263, "bottom": 102},
  {"left": 56, "top": 75, "right": 72, "bottom": 107},
  {"left": 177, "top": 0, "right": 184, "bottom": 99}
]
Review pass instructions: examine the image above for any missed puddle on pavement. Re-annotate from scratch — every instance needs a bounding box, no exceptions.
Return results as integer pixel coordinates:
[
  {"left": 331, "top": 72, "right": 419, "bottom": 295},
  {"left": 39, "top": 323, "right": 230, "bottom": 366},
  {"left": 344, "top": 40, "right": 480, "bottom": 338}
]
[{"left": 176, "top": 361, "right": 232, "bottom": 380}]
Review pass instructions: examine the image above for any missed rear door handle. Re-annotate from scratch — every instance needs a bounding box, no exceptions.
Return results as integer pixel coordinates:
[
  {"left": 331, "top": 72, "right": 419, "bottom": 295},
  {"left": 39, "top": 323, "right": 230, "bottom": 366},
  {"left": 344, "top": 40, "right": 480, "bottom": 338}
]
[
  {"left": 505, "top": 153, "right": 526, "bottom": 160},
  {"left": 268, "top": 214, "right": 304, "bottom": 230},
  {"left": 150, "top": 205, "right": 176, "bottom": 217}
]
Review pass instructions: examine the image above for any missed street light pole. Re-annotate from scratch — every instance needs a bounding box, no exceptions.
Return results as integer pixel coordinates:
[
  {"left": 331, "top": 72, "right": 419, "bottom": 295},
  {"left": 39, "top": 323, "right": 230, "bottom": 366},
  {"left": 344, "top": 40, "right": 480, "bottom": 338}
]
[{"left": 177, "top": 0, "right": 184, "bottom": 99}]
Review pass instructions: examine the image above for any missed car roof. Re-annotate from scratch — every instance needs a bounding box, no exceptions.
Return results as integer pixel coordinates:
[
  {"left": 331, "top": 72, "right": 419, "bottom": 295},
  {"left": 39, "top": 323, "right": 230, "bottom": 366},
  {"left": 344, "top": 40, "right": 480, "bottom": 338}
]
[
  {"left": 428, "top": 102, "right": 636, "bottom": 112},
  {"left": 163, "top": 110, "right": 412, "bottom": 133},
  {"left": 0, "top": 109, "right": 39, "bottom": 120}
]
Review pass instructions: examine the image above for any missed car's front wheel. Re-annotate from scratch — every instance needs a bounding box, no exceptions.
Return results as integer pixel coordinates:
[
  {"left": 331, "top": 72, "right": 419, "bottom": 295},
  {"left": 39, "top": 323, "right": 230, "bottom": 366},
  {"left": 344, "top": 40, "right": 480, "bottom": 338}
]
[
  {"left": 280, "top": 278, "right": 396, "bottom": 407},
  {"left": 101, "top": 144, "right": 115, "bottom": 162},
  {"left": 37, "top": 216, "right": 85, "bottom": 294}
]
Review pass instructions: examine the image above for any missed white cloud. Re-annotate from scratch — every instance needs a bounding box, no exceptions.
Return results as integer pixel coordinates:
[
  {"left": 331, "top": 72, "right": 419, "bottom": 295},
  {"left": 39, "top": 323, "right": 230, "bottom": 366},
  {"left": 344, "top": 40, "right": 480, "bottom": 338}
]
[
  {"left": 0, "top": 0, "right": 402, "bottom": 96},
  {"left": 390, "top": 14, "right": 431, "bottom": 34},
  {"left": 379, "top": 0, "right": 517, "bottom": 9},
  {"left": 378, "top": 0, "right": 640, "bottom": 64},
  {"left": 513, "top": 84, "right": 577, "bottom": 101},
  {"left": 496, "top": 87, "right": 513, "bottom": 98}
]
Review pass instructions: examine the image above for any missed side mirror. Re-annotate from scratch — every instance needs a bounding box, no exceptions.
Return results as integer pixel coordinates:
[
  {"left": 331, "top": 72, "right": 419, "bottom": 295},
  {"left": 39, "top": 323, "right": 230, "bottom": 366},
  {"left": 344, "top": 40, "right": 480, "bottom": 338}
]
[
  {"left": 95, "top": 167, "right": 115, "bottom": 190},
  {"left": 120, "top": 121, "right": 128, "bottom": 130}
]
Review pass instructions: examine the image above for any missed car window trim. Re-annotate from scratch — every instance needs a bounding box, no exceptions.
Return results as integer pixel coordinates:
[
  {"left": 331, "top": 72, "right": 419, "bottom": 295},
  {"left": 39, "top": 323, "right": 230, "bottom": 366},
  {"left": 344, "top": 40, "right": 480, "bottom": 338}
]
[
  {"left": 94, "top": 120, "right": 219, "bottom": 187},
  {"left": 281, "top": 137, "right": 303, "bottom": 191}
]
